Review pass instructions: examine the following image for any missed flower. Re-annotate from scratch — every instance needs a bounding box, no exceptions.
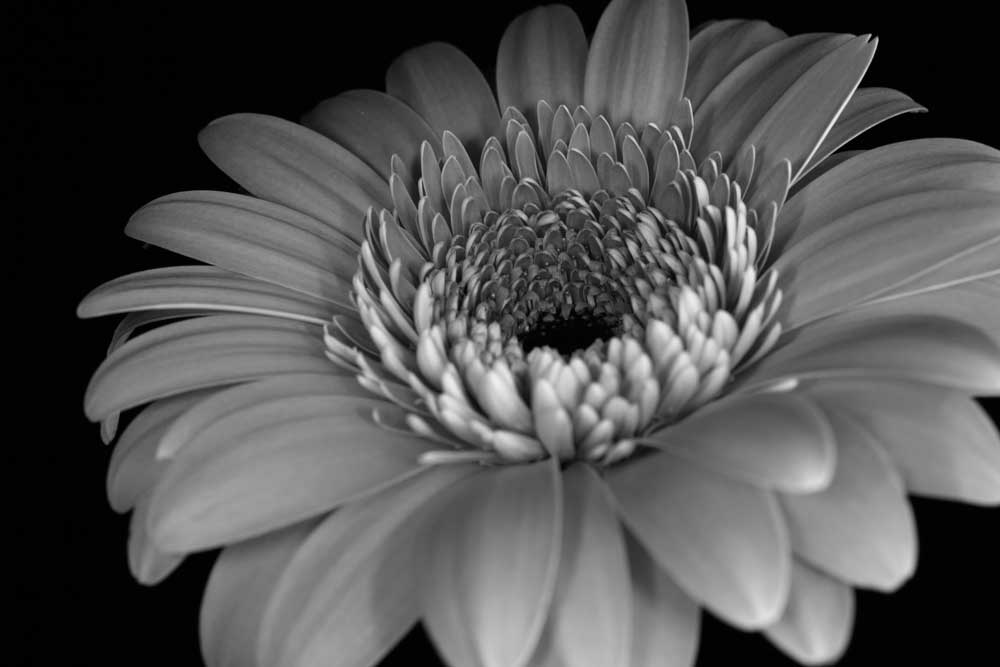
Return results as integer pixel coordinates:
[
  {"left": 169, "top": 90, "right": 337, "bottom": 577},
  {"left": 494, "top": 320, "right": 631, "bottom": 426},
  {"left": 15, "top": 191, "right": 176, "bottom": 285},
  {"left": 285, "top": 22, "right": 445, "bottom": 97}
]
[{"left": 79, "top": 0, "right": 1000, "bottom": 664}]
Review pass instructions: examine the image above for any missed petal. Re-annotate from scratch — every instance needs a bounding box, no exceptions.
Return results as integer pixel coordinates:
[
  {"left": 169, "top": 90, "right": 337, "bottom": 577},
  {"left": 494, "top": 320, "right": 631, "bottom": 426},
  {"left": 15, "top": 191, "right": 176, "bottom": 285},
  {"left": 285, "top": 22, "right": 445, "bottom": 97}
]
[
  {"left": 781, "top": 411, "right": 917, "bottom": 591},
  {"left": 764, "top": 560, "right": 855, "bottom": 665},
  {"left": 607, "top": 451, "right": 790, "bottom": 629},
  {"left": 685, "top": 19, "right": 786, "bottom": 112},
  {"left": 78, "top": 266, "right": 334, "bottom": 325},
  {"left": 807, "top": 380, "right": 1000, "bottom": 505},
  {"left": 531, "top": 465, "right": 631, "bottom": 667},
  {"left": 258, "top": 465, "right": 476, "bottom": 667},
  {"left": 200, "top": 520, "right": 318, "bottom": 667},
  {"left": 643, "top": 392, "right": 836, "bottom": 493},
  {"left": 386, "top": 42, "right": 500, "bottom": 154},
  {"left": 302, "top": 89, "right": 440, "bottom": 179},
  {"left": 421, "top": 459, "right": 562, "bottom": 667},
  {"left": 772, "top": 189, "right": 1000, "bottom": 329},
  {"left": 693, "top": 33, "right": 852, "bottom": 165},
  {"left": 626, "top": 536, "right": 700, "bottom": 667},
  {"left": 583, "top": 0, "right": 689, "bottom": 127},
  {"left": 496, "top": 5, "right": 588, "bottom": 117},
  {"left": 107, "top": 391, "right": 212, "bottom": 513},
  {"left": 799, "top": 87, "right": 926, "bottom": 180},
  {"left": 738, "top": 313, "right": 1000, "bottom": 394},
  {"left": 736, "top": 35, "right": 877, "bottom": 184},
  {"left": 198, "top": 114, "right": 391, "bottom": 225},
  {"left": 775, "top": 138, "right": 1000, "bottom": 255},
  {"left": 127, "top": 492, "right": 184, "bottom": 585},
  {"left": 125, "top": 191, "right": 359, "bottom": 305},
  {"left": 147, "top": 406, "right": 433, "bottom": 552},
  {"left": 84, "top": 314, "right": 331, "bottom": 422}
]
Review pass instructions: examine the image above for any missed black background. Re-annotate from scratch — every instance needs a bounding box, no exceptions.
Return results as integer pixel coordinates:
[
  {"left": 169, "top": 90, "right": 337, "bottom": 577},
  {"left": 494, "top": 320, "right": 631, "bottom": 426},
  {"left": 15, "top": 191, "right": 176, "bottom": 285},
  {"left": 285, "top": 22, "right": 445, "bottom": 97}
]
[{"left": 12, "top": 0, "right": 999, "bottom": 665}]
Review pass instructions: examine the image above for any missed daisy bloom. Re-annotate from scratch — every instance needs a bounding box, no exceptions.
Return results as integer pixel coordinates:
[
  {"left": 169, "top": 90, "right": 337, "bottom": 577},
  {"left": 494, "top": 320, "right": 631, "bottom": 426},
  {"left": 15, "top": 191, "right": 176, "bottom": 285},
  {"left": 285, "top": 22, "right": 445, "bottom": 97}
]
[{"left": 80, "top": 0, "right": 1000, "bottom": 665}]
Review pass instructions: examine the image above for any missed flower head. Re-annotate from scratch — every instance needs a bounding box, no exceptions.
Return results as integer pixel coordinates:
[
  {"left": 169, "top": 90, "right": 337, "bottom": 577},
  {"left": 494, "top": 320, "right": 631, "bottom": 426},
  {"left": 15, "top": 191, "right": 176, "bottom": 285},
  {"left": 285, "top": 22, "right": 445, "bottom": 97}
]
[{"left": 81, "top": 0, "right": 1000, "bottom": 665}]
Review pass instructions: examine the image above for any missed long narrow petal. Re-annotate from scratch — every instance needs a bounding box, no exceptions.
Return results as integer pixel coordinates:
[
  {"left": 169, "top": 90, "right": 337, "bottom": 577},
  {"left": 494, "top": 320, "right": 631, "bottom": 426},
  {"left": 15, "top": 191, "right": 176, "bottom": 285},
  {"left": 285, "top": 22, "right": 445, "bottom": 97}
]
[
  {"left": 496, "top": 5, "right": 587, "bottom": 117},
  {"left": 807, "top": 380, "right": 1000, "bottom": 505},
  {"left": 84, "top": 314, "right": 331, "bottom": 422},
  {"left": 421, "top": 459, "right": 562, "bottom": 667},
  {"left": 78, "top": 266, "right": 334, "bottom": 325},
  {"left": 125, "top": 191, "right": 358, "bottom": 306},
  {"left": 147, "top": 405, "right": 433, "bottom": 552},
  {"left": 302, "top": 89, "right": 439, "bottom": 179},
  {"left": 799, "top": 87, "right": 925, "bottom": 179},
  {"left": 737, "top": 35, "right": 877, "bottom": 184},
  {"left": 107, "top": 391, "right": 212, "bottom": 513},
  {"left": 530, "top": 465, "right": 631, "bottom": 667},
  {"left": 738, "top": 313, "right": 1000, "bottom": 394},
  {"left": 781, "top": 411, "right": 917, "bottom": 591},
  {"left": 772, "top": 189, "right": 1000, "bottom": 328},
  {"left": 128, "top": 492, "right": 184, "bottom": 585},
  {"left": 643, "top": 393, "right": 836, "bottom": 493},
  {"left": 692, "top": 33, "right": 852, "bottom": 166},
  {"left": 200, "top": 521, "right": 318, "bottom": 667},
  {"left": 386, "top": 42, "right": 500, "bottom": 154},
  {"left": 685, "top": 19, "right": 786, "bottom": 112},
  {"left": 626, "top": 536, "right": 700, "bottom": 667},
  {"left": 775, "top": 138, "right": 1000, "bottom": 254},
  {"left": 583, "top": 0, "right": 688, "bottom": 127},
  {"left": 258, "top": 465, "right": 477, "bottom": 667},
  {"left": 607, "top": 451, "right": 790, "bottom": 629},
  {"left": 198, "top": 114, "right": 391, "bottom": 225},
  {"left": 764, "top": 560, "right": 855, "bottom": 665}
]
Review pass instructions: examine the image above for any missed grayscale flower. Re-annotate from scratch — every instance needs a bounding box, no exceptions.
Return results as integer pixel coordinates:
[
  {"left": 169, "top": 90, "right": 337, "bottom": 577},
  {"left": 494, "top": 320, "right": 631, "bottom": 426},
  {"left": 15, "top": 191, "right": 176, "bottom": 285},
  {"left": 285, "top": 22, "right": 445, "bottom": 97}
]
[{"left": 80, "top": 0, "right": 1000, "bottom": 665}]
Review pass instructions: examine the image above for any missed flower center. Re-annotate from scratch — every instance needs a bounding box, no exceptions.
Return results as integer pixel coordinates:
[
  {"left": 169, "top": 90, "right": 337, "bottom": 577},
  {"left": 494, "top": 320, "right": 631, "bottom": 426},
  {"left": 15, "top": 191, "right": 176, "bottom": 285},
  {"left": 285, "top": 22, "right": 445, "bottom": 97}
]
[{"left": 327, "top": 102, "right": 786, "bottom": 466}]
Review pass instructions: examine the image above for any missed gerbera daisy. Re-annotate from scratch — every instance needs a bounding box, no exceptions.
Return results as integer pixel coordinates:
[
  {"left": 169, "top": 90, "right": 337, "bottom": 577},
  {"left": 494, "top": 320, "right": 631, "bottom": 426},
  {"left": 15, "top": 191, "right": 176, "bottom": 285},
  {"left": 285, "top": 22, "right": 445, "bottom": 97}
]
[{"left": 79, "top": 0, "right": 1000, "bottom": 665}]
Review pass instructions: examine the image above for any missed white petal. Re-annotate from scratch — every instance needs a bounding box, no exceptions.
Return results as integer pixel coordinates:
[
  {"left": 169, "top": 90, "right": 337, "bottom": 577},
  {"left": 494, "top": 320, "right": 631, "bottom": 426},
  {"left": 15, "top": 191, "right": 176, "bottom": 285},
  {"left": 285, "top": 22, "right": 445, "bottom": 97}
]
[{"left": 127, "top": 492, "right": 184, "bottom": 585}]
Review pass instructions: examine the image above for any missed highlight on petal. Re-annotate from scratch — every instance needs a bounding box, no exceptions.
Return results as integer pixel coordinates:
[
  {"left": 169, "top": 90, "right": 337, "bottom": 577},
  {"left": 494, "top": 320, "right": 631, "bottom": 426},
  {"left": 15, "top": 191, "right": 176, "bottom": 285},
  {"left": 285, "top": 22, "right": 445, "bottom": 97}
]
[
  {"left": 584, "top": 0, "right": 689, "bottom": 127},
  {"left": 200, "top": 520, "right": 318, "bottom": 667},
  {"left": 128, "top": 492, "right": 185, "bottom": 586},
  {"left": 258, "top": 465, "right": 478, "bottom": 667},
  {"left": 807, "top": 380, "right": 1000, "bottom": 505},
  {"left": 530, "top": 465, "right": 632, "bottom": 667},
  {"left": 421, "top": 459, "right": 562, "bottom": 667},
  {"left": 386, "top": 42, "right": 500, "bottom": 154},
  {"left": 764, "top": 560, "right": 855, "bottom": 665},
  {"left": 608, "top": 450, "right": 790, "bottom": 629},
  {"left": 643, "top": 392, "right": 836, "bottom": 493},
  {"left": 781, "top": 411, "right": 917, "bottom": 591},
  {"left": 496, "top": 5, "right": 588, "bottom": 117}
]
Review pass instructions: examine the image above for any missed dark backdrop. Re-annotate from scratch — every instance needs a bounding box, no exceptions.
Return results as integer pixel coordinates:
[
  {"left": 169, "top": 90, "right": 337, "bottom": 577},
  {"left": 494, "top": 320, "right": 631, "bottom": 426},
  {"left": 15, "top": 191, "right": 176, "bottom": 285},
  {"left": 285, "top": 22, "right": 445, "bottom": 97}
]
[{"left": 12, "top": 0, "right": 998, "bottom": 665}]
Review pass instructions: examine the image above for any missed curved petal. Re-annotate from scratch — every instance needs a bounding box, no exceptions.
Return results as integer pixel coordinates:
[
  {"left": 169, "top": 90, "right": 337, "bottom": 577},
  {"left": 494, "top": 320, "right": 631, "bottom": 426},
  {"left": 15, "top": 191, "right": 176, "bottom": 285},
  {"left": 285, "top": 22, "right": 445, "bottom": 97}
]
[
  {"left": 78, "top": 266, "right": 335, "bottom": 325},
  {"left": 107, "top": 391, "right": 212, "bottom": 513},
  {"left": 781, "top": 411, "right": 917, "bottom": 591},
  {"left": 84, "top": 314, "right": 330, "bottom": 422},
  {"left": 496, "top": 5, "right": 587, "bottom": 117},
  {"left": 258, "top": 465, "right": 477, "bottom": 667},
  {"left": 736, "top": 35, "right": 877, "bottom": 184},
  {"left": 530, "top": 465, "right": 631, "bottom": 667},
  {"left": 764, "top": 560, "right": 855, "bottom": 665},
  {"left": 146, "top": 407, "right": 433, "bottom": 552},
  {"left": 772, "top": 189, "right": 1000, "bottom": 329},
  {"left": 607, "top": 451, "right": 790, "bottom": 629},
  {"left": 799, "top": 87, "right": 926, "bottom": 179},
  {"left": 128, "top": 492, "right": 184, "bottom": 585},
  {"left": 302, "top": 89, "right": 440, "bottom": 179},
  {"left": 626, "top": 535, "right": 700, "bottom": 667},
  {"left": 386, "top": 42, "right": 500, "bottom": 154},
  {"left": 198, "top": 114, "right": 390, "bottom": 225},
  {"left": 686, "top": 19, "right": 786, "bottom": 112},
  {"left": 583, "top": 0, "right": 689, "bottom": 127},
  {"left": 692, "top": 33, "right": 852, "bottom": 166},
  {"left": 421, "top": 459, "right": 562, "bottom": 667},
  {"left": 199, "top": 521, "right": 317, "bottom": 667},
  {"left": 738, "top": 313, "right": 1000, "bottom": 395},
  {"left": 643, "top": 392, "right": 836, "bottom": 493},
  {"left": 125, "top": 191, "right": 359, "bottom": 305},
  {"left": 807, "top": 380, "right": 1000, "bottom": 505}
]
